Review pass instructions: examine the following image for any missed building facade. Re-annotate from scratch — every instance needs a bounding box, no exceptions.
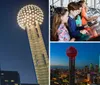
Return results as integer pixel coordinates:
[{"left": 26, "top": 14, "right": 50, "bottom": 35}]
[{"left": 0, "top": 71, "right": 20, "bottom": 85}]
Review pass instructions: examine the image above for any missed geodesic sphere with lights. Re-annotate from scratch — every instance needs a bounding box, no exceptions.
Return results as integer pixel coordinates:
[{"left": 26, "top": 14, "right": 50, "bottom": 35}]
[{"left": 17, "top": 5, "right": 44, "bottom": 30}]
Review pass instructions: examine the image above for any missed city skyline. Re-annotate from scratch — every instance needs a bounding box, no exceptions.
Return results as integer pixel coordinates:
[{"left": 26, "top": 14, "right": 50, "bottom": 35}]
[
  {"left": 50, "top": 43, "right": 100, "bottom": 67},
  {"left": 0, "top": 0, "right": 48, "bottom": 84}
]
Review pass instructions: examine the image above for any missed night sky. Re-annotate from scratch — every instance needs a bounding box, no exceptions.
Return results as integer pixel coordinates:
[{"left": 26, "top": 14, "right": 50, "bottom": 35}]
[
  {"left": 50, "top": 43, "right": 100, "bottom": 68},
  {"left": 0, "top": 0, "right": 48, "bottom": 84}
]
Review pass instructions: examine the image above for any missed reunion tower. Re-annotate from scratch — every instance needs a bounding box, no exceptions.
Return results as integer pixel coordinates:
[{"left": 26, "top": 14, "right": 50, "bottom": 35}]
[{"left": 17, "top": 5, "right": 49, "bottom": 85}]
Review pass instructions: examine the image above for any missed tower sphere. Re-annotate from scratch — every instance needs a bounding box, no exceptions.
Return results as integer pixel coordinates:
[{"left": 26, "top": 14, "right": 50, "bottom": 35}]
[
  {"left": 66, "top": 46, "right": 77, "bottom": 59},
  {"left": 17, "top": 5, "right": 44, "bottom": 30}
]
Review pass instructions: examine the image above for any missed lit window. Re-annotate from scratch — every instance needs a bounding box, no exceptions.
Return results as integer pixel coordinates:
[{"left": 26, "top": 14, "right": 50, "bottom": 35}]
[
  {"left": 15, "top": 83, "right": 18, "bottom": 85},
  {"left": 11, "top": 80, "right": 15, "bottom": 82},
  {"left": 1, "top": 73, "right": 4, "bottom": 75},
  {"left": 5, "top": 80, "right": 8, "bottom": 82}
]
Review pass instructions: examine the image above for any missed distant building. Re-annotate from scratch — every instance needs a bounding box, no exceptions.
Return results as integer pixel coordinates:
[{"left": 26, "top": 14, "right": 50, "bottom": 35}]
[
  {"left": 95, "top": 64, "right": 99, "bottom": 72},
  {"left": 84, "top": 65, "right": 89, "bottom": 73},
  {"left": 90, "top": 63, "right": 94, "bottom": 71},
  {"left": 0, "top": 71, "right": 20, "bottom": 85},
  {"left": 87, "top": 73, "right": 90, "bottom": 81},
  {"left": 21, "top": 84, "right": 39, "bottom": 85}
]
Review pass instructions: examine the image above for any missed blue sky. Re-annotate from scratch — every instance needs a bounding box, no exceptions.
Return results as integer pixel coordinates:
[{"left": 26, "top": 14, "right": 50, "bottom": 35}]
[{"left": 50, "top": 43, "right": 100, "bottom": 67}]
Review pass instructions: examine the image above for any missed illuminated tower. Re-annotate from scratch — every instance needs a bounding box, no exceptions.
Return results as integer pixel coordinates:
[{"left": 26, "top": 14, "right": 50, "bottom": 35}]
[
  {"left": 66, "top": 46, "right": 77, "bottom": 85},
  {"left": 17, "top": 5, "right": 49, "bottom": 85}
]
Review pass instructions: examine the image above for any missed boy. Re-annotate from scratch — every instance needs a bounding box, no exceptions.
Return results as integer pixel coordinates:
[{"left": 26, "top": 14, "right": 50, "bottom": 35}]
[{"left": 68, "top": 2, "right": 89, "bottom": 41}]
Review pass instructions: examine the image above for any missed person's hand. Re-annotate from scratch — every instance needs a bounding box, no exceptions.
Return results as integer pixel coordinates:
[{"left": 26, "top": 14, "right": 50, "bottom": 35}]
[
  {"left": 84, "top": 25, "right": 89, "bottom": 28},
  {"left": 70, "top": 38, "right": 75, "bottom": 42},
  {"left": 80, "top": 30, "right": 88, "bottom": 34},
  {"left": 93, "top": 16, "right": 99, "bottom": 20}
]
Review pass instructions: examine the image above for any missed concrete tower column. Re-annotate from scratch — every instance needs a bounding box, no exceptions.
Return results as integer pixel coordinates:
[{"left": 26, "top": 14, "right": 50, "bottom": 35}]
[{"left": 26, "top": 24, "right": 49, "bottom": 85}]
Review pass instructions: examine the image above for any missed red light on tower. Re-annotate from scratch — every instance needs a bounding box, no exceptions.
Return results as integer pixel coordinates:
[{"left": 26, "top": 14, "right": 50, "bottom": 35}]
[{"left": 66, "top": 46, "right": 77, "bottom": 59}]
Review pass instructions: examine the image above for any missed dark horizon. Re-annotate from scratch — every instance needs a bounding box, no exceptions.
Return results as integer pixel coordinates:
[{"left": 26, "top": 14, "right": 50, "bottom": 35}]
[{"left": 51, "top": 63, "right": 98, "bottom": 67}]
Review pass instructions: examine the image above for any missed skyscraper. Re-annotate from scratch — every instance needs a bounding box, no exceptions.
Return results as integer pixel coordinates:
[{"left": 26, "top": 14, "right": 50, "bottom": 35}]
[
  {"left": 90, "top": 63, "right": 94, "bottom": 71},
  {"left": 17, "top": 5, "right": 49, "bottom": 85}
]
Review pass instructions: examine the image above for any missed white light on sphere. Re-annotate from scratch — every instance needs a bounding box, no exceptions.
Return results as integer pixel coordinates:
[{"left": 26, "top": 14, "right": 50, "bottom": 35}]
[{"left": 17, "top": 4, "right": 44, "bottom": 30}]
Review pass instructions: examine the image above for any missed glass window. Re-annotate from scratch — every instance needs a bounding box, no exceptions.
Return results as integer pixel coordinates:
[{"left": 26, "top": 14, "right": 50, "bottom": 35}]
[
  {"left": 5, "top": 80, "right": 8, "bottom": 82},
  {"left": 11, "top": 80, "right": 15, "bottom": 82},
  {"left": 15, "top": 83, "right": 18, "bottom": 85},
  {"left": 63, "top": 0, "right": 69, "bottom": 7},
  {"left": 52, "top": 0, "right": 61, "bottom": 7},
  {"left": 50, "top": 0, "right": 52, "bottom": 5},
  {"left": 86, "top": 0, "right": 96, "bottom": 8},
  {"left": 96, "top": 0, "right": 100, "bottom": 8},
  {"left": 50, "top": 0, "right": 100, "bottom": 8}
]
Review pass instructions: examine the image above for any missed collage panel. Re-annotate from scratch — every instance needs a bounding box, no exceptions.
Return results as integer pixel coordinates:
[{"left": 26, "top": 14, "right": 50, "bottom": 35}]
[
  {"left": 0, "top": 0, "right": 49, "bottom": 85},
  {"left": 1, "top": 0, "right": 100, "bottom": 85},
  {"left": 50, "top": 43, "right": 100, "bottom": 85},
  {"left": 49, "top": 1, "right": 100, "bottom": 84},
  {"left": 50, "top": 0, "right": 100, "bottom": 41}
]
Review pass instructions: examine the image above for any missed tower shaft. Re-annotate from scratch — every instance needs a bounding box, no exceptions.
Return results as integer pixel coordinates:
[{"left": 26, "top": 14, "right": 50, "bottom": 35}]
[{"left": 26, "top": 24, "right": 49, "bottom": 85}]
